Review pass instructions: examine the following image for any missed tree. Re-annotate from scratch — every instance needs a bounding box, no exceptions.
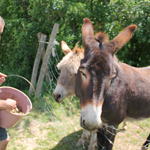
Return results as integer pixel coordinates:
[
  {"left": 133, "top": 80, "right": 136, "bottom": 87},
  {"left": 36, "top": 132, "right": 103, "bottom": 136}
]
[{"left": 0, "top": 0, "right": 150, "bottom": 90}]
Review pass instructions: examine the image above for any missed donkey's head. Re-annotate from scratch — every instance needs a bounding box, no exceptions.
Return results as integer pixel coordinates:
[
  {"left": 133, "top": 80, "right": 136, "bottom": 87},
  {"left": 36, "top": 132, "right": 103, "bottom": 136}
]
[
  {"left": 53, "top": 41, "right": 84, "bottom": 103},
  {"left": 75, "top": 18, "right": 137, "bottom": 130}
]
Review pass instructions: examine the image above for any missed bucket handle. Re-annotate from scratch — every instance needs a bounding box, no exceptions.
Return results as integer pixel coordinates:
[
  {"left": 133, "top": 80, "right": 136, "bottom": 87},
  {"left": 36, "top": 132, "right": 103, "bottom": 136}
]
[{"left": 7, "top": 75, "right": 36, "bottom": 103}]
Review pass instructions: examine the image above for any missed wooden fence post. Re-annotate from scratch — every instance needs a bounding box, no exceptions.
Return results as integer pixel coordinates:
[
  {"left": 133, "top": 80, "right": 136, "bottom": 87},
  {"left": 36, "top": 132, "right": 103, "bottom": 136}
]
[
  {"left": 29, "top": 33, "right": 47, "bottom": 97},
  {"left": 35, "top": 23, "right": 59, "bottom": 97}
]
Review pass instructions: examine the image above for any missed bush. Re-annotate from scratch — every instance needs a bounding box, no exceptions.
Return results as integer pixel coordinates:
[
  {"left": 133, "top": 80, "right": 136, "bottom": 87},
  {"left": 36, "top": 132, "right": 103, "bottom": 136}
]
[{"left": 0, "top": 0, "right": 150, "bottom": 90}]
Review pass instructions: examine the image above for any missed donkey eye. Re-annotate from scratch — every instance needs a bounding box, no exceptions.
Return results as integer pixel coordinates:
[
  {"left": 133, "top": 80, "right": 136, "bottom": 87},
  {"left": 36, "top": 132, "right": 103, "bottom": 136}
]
[
  {"left": 70, "top": 73, "right": 76, "bottom": 76},
  {"left": 81, "top": 71, "right": 86, "bottom": 78}
]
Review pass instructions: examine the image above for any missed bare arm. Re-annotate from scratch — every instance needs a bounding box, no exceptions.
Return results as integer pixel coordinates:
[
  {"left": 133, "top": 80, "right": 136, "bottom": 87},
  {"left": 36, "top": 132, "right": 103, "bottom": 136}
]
[{"left": 0, "top": 73, "right": 17, "bottom": 111}]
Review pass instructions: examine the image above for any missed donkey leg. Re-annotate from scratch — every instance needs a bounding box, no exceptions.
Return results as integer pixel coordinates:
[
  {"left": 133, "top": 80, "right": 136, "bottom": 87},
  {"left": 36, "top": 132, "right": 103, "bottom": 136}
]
[
  {"left": 97, "top": 125, "right": 118, "bottom": 150},
  {"left": 76, "top": 129, "right": 90, "bottom": 146},
  {"left": 103, "top": 125, "right": 117, "bottom": 150},
  {"left": 141, "top": 134, "right": 150, "bottom": 150},
  {"left": 121, "top": 121, "right": 127, "bottom": 130},
  {"left": 97, "top": 127, "right": 106, "bottom": 150},
  {"left": 88, "top": 130, "right": 97, "bottom": 150}
]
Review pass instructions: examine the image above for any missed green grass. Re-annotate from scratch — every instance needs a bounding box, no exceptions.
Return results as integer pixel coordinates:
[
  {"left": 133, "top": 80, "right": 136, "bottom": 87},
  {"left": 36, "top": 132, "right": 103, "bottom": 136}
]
[
  {"left": 6, "top": 96, "right": 86, "bottom": 150},
  {"left": 6, "top": 95, "right": 150, "bottom": 150}
]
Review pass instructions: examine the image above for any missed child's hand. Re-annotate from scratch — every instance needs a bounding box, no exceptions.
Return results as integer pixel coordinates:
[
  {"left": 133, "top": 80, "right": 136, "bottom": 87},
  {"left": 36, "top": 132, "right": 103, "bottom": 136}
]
[
  {"left": 0, "top": 72, "right": 7, "bottom": 85},
  {"left": 5, "top": 99, "right": 17, "bottom": 111}
]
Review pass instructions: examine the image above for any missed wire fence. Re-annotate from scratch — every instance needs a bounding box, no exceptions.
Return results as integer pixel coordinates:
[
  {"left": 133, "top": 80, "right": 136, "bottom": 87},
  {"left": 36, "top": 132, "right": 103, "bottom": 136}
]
[{"left": 33, "top": 45, "right": 150, "bottom": 150}]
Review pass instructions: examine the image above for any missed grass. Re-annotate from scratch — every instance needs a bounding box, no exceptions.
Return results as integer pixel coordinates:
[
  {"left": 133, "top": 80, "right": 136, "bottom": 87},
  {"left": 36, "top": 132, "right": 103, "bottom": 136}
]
[
  {"left": 6, "top": 95, "right": 150, "bottom": 150},
  {"left": 6, "top": 96, "right": 86, "bottom": 150}
]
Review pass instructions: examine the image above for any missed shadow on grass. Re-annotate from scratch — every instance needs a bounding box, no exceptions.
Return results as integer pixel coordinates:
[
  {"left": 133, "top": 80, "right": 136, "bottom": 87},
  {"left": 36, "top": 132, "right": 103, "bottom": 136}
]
[{"left": 51, "top": 129, "right": 89, "bottom": 150}]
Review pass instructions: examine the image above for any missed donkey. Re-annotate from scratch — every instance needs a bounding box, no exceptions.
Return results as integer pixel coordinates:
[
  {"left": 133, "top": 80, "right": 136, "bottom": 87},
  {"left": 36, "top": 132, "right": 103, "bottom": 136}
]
[
  {"left": 53, "top": 41, "right": 97, "bottom": 149},
  {"left": 53, "top": 41, "right": 84, "bottom": 103},
  {"left": 75, "top": 18, "right": 150, "bottom": 150}
]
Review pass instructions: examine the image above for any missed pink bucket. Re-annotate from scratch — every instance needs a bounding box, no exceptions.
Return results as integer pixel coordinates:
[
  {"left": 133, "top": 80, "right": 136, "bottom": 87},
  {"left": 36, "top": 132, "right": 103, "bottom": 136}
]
[{"left": 0, "top": 86, "right": 32, "bottom": 128}]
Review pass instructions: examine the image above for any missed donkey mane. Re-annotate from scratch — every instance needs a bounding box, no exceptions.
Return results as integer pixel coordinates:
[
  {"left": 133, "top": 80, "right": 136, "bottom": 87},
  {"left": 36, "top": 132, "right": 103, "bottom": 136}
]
[
  {"left": 72, "top": 42, "right": 84, "bottom": 53},
  {"left": 95, "top": 31, "right": 119, "bottom": 62},
  {"left": 95, "top": 31, "right": 109, "bottom": 44},
  {"left": 57, "top": 43, "right": 84, "bottom": 74}
]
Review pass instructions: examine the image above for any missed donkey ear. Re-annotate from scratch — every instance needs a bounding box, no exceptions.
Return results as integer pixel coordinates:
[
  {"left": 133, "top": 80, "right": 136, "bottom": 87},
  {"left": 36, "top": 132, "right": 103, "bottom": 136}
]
[
  {"left": 82, "top": 18, "right": 98, "bottom": 55},
  {"left": 109, "top": 25, "right": 137, "bottom": 55},
  {"left": 61, "top": 41, "right": 72, "bottom": 55},
  {"left": 82, "top": 18, "right": 94, "bottom": 45}
]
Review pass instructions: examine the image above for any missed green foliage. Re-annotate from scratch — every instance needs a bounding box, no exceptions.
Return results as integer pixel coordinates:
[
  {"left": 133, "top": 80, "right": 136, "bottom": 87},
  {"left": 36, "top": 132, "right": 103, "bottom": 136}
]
[
  {"left": 0, "top": 0, "right": 150, "bottom": 90},
  {"left": 107, "top": 0, "right": 150, "bottom": 67}
]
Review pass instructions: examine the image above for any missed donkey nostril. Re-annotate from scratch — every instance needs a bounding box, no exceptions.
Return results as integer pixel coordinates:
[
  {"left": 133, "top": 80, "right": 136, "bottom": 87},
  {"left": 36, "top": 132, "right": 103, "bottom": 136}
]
[
  {"left": 83, "top": 119, "right": 85, "bottom": 126},
  {"left": 57, "top": 94, "right": 61, "bottom": 99},
  {"left": 53, "top": 94, "right": 61, "bottom": 102}
]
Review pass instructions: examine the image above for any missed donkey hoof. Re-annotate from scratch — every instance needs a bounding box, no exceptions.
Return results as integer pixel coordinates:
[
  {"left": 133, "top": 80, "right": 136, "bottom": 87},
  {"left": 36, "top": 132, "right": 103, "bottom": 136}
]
[
  {"left": 88, "top": 146, "right": 95, "bottom": 150},
  {"left": 76, "top": 139, "right": 84, "bottom": 147}
]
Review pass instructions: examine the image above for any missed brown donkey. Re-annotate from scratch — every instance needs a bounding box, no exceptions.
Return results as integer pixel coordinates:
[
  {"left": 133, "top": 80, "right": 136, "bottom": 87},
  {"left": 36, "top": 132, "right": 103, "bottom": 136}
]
[{"left": 75, "top": 18, "right": 150, "bottom": 150}]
